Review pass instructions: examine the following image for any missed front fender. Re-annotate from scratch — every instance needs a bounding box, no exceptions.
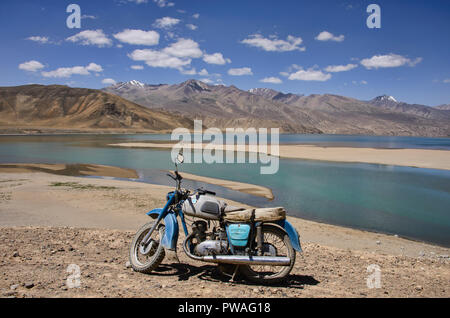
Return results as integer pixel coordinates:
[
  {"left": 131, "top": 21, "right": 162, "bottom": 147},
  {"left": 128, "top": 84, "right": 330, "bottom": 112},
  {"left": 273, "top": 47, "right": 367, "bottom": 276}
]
[
  {"left": 146, "top": 209, "right": 179, "bottom": 251},
  {"left": 275, "top": 219, "right": 302, "bottom": 252},
  {"left": 147, "top": 208, "right": 164, "bottom": 219}
]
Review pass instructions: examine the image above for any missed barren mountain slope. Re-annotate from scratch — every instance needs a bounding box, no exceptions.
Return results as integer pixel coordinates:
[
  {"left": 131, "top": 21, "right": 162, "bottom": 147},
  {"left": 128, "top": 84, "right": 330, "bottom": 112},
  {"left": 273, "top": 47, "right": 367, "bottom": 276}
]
[
  {"left": 104, "top": 80, "right": 450, "bottom": 136},
  {"left": 0, "top": 85, "right": 194, "bottom": 132}
]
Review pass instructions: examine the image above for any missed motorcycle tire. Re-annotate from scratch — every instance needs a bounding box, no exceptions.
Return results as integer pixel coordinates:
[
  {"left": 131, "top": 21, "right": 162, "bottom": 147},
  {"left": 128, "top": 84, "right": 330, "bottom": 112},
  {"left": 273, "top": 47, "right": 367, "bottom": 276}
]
[
  {"left": 240, "top": 224, "right": 295, "bottom": 284},
  {"left": 129, "top": 222, "right": 166, "bottom": 274}
]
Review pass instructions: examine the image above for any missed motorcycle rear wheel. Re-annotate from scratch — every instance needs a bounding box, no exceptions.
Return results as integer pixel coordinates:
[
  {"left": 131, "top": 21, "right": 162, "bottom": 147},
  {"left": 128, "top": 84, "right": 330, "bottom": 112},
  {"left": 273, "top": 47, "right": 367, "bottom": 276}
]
[
  {"left": 129, "top": 222, "right": 166, "bottom": 273},
  {"left": 240, "top": 225, "right": 295, "bottom": 284}
]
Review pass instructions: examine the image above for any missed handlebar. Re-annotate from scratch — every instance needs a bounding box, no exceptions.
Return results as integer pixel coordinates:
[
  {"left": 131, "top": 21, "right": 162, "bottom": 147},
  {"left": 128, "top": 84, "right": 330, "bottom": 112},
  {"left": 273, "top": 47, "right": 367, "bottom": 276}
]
[
  {"left": 167, "top": 171, "right": 183, "bottom": 181},
  {"left": 196, "top": 188, "right": 216, "bottom": 196},
  {"left": 166, "top": 172, "right": 215, "bottom": 197}
]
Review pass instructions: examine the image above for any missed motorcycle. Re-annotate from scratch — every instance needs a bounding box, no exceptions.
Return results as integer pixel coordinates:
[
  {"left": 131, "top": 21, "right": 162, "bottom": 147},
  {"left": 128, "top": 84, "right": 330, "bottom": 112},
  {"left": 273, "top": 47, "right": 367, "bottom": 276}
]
[{"left": 129, "top": 151, "right": 302, "bottom": 284}]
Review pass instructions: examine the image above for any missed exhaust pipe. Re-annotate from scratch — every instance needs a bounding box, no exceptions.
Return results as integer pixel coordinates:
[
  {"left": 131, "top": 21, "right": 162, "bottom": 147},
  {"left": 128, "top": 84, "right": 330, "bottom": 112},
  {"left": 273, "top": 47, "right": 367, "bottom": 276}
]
[
  {"left": 200, "top": 255, "right": 291, "bottom": 266},
  {"left": 183, "top": 233, "right": 291, "bottom": 266}
]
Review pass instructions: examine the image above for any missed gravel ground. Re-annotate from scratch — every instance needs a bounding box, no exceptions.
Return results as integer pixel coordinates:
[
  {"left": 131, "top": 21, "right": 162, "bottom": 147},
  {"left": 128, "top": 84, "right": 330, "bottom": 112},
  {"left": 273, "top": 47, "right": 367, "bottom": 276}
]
[
  {"left": 0, "top": 227, "right": 448, "bottom": 298},
  {"left": 0, "top": 172, "right": 449, "bottom": 298}
]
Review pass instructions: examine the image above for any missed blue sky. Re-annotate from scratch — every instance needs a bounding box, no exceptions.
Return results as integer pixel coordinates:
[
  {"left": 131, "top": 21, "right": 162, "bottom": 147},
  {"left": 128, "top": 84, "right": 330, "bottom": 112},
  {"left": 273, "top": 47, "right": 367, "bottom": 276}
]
[{"left": 0, "top": 0, "right": 449, "bottom": 105}]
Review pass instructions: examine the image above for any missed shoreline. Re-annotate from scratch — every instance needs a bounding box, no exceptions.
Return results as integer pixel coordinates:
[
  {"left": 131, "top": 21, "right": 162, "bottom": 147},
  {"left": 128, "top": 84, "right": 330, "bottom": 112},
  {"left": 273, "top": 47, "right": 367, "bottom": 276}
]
[
  {"left": 0, "top": 127, "right": 177, "bottom": 135},
  {"left": 179, "top": 171, "right": 274, "bottom": 200},
  {"left": 0, "top": 167, "right": 449, "bottom": 252},
  {"left": 1, "top": 128, "right": 449, "bottom": 139},
  {"left": 0, "top": 163, "right": 138, "bottom": 179},
  {"left": 1, "top": 170, "right": 449, "bottom": 297},
  {"left": 0, "top": 163, "right": 273, "bottom": 200},
  {"left": 109, "top": 142, "right": 450, "bottom": 171}
]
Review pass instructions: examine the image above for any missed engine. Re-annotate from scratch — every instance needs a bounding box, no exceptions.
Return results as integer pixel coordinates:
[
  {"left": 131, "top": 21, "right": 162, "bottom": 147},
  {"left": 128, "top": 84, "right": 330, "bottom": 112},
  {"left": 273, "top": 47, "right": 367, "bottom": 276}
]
[
  {"left": 195, "top": 240, "right": 228, "bottom": 256},
  {"left": 190, "top": 220, "right": 228, "bottom": 256}
]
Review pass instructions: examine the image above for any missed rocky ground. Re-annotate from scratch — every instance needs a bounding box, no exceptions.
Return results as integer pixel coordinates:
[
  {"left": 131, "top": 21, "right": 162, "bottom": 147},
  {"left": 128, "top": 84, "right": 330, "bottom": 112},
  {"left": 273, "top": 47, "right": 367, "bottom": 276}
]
[
  {"left": 0, "top": 226, "right": 448, "bottom": 298},
  {"left": 0, "top": 172, "right": 449, "bottom": 298}
]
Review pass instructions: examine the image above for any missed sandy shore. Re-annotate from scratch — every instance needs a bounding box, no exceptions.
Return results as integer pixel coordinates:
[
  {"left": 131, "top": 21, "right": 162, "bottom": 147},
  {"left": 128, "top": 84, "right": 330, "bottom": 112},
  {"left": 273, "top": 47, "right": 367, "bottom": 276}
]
[
  {"left": 180, "top": 171, "right": 274, "bottom": 200},
  {"left": 0, "top": 171, "right": 449, "bottom": 298},
  {"left": 0, "top": 163, "right": 138, "bottom": 179},
  {"left": 109, "top": 142, "right": 450, "bottom": 171},
  {"left": 0, "top": 163, "right": 272, "bottom": 200}
]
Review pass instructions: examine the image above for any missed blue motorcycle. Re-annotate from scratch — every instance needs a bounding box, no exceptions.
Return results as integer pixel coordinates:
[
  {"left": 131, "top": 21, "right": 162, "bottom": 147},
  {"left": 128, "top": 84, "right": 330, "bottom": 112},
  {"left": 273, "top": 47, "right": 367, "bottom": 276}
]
[{"left": 129, "top": 151, "right": 302, "bottom": 284}]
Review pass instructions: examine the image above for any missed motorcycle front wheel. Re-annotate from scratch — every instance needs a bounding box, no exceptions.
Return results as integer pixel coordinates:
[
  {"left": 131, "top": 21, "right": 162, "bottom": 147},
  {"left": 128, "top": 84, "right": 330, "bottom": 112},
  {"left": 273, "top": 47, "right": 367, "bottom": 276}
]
[
  {"left": 129, "top": 222, "right": 166, "bottom": 273},
  {"left": 240, "top": 225, "right": 296, "bottom": 284}
]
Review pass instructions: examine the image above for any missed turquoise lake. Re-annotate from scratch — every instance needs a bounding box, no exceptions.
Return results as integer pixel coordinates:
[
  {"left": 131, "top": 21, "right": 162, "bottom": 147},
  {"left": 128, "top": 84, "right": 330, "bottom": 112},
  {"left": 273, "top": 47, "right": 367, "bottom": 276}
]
[{"left": 0, "top": 134, "right": 449, "bottom": 246}]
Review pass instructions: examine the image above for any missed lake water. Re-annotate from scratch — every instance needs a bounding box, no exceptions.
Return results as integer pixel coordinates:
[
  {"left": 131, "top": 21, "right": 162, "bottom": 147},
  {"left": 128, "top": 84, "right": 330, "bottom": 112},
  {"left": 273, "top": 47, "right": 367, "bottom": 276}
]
[{"left": 1, "top": 134, "right": 449, "bottom": 246}]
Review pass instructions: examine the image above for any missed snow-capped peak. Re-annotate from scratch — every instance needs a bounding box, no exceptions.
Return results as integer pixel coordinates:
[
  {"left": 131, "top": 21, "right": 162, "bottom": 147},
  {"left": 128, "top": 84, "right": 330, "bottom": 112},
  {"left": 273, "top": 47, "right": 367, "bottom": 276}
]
[
  {"left": 385, "top": 95, "right": 397, "bottom": 102},
  {"left": 127, "top": 80, "right": 145, "bottom": 88},
  {"left": 249, "top": 88, "right": 276, "bottom": 94},
  {"left": 111, "top": 80, "right": 146, "bottom": 90},
  {"left": 372, "top": 94, "right": 399, "bottom": 104},
  {"left": 378, "top": 95, "right": 397, "bottom": 102}
]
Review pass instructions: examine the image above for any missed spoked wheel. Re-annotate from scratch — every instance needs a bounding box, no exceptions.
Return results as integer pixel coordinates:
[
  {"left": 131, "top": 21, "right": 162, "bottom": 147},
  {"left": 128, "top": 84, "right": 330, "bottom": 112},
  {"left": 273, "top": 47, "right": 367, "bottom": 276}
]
[
  {"left": 129, "top": 222, "right": 166, "bottom": 273},
  {"left": 240, "top": 225, "right": 295, "bottom": 284}
]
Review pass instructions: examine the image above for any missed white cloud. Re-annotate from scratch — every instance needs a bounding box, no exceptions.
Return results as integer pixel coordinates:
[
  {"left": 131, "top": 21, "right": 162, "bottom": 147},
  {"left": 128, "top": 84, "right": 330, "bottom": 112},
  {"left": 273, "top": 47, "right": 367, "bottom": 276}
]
[
  {"left": 163, "top": 38, "right": 203, "bottom": 58},
  {"left": 129, "top": 49, "right": 191, "bottom": 69},
  {"left": 66, "top": 29, "right": 112, "bottom": 47},
  {"left": 81, "top": 15, "right": 97, "bottom": 20},
  {"left": 288, "top": 67, "right": 331, "bottom": 81},
  {"left": 351, "top": 80, "right": 368, "bottom": 85},
  {"left": 153, "top": 0, "right": 174, "bottom": 7},
  {"left": 199, "top": 78, "right": 213, "bottom": 84},
  {"left": 203, "top": 52, "right": 231, "bottom": 65},
  {"left": 86, "top": 63, "right": 103, "bottom": 72},
  {"left": 131, "top": 65, "right": 144, "bottom": 70},
  {"left": 165, "top": 32, "right": 176, "bottom": 39},
  {"left": 241, "top": 34, "right": 305, "bottom": 52},
  {"left": 228, "top": 67, "right": 253, "bottom": 76},
  {"left": 260, "top": 77, "right": 282, "bottom": 84},
  {"left": 360, "top": 54, "right": 422, "bottom": 69},
  {"left": 180, "top": 68, "right": 197, "bottom": 75},
  {"left": 192, "top": 13, "right": 200, "bottom": 19},
  {"left": 27, "top": 36, "right": 49, "bottom": 44},
  {"left": 128, "top": 0, "right": 149, "bottom": 3},
  {"left": 186, "top": 24, "right": 198, "bottom": 31},
  {"left": 198, "top": 69, "right": 209, "bottom": 76},
  {"left": 18, "top": 60, "right": 45, "bottom": 72},
  {"left": 324, "top": 63, "right": 358, "bottom": 72},
  {"left": 315, "top": 31, "right": 345, "bottom": 42},
  {"left": 102, "top": 78, "right": 117, "bottom": 85},
  {"left": 113, "top": 29, "right": 160, "bottom": 46},
  {"left": 41, "top": 63, "right": 103, "bottom": 78},
  {"left": 443, "top": 79, "right": 450, "bottom": 83},
  {"left": 128, "top": 38, "right": 208, "bottom": 73},
  {"left": 153, "top": 17, "right": 180, "bottom": 29}
]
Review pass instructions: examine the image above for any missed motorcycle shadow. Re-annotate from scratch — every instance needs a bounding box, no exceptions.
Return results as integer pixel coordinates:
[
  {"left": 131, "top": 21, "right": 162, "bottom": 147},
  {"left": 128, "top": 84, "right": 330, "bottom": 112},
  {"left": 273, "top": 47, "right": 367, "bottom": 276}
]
[{"left": 150, "top": 262, "right": 319, "bottom": 288}]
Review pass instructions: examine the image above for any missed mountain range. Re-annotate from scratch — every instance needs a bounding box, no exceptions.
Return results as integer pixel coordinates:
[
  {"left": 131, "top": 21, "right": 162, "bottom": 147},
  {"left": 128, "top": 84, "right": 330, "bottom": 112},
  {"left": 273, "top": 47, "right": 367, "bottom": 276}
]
[
  {"left": 102, "top": 80, "right": 450, "bottom": 137},
  {"left": 436, "top": 104, "right": 450, "bottom": 111},
  {"left": 0, "top": 81, "right": 448, "bottom": 136},
  {"left": 0, "top": 84, "right": 194, "bottom": 133}
]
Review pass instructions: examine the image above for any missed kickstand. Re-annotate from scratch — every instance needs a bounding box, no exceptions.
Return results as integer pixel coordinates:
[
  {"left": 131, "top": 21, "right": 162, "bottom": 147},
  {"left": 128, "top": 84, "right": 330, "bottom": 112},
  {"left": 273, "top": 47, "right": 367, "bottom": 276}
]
[{"left": 230, "top": 265, "right": 240, "bottom": 282}]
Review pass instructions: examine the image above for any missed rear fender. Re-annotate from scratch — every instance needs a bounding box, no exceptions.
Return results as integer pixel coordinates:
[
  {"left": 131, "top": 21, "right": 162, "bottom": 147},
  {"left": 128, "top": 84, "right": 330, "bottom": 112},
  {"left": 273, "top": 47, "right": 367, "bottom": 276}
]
[
  {"left": 274, "top": 219, "right": 302, "bottom": 252},
  {"left": 146, "top": 208, "right": 179, "bottom": 251}
]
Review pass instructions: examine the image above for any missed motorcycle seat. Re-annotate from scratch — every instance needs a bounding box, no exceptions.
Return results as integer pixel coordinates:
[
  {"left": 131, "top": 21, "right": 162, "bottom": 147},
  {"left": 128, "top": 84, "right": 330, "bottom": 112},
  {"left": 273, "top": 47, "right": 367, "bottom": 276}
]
[
  {"left": 223, "top": 207, "right": 286, "bottom": 222},
  {"left": 222, "top": 204, "right": 247, "bottom": 213}
]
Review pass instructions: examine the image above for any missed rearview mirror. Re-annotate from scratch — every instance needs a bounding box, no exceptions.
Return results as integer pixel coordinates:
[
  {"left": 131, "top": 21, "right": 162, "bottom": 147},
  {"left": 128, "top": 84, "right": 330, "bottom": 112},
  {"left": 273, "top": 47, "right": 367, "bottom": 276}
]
[{"left": 176, "top": 150, "right": 184, "bottom": 164}]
